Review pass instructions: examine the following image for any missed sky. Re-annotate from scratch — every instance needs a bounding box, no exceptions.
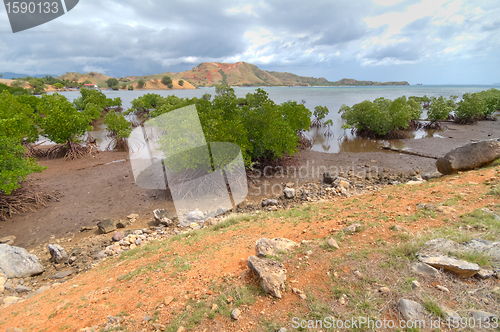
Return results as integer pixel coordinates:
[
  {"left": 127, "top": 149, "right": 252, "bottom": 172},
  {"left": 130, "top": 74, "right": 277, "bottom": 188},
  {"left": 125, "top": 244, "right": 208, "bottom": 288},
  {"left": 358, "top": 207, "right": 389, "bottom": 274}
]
[{"left": 0, "top": 0, "right": 499, "bottom": 84}]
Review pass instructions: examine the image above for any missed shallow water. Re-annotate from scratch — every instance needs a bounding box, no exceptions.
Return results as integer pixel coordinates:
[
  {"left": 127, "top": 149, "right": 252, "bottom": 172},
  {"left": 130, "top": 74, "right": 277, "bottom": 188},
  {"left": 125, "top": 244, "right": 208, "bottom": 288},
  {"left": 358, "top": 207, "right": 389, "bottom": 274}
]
[{"left": 51, "top": 85, "right": 497, "bottom": 153}]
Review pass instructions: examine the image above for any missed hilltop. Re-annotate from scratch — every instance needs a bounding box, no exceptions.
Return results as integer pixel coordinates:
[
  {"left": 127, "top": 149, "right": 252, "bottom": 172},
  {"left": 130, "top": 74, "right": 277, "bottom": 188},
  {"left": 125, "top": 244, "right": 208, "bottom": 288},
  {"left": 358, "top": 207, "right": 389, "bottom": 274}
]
[
  {"left": 165, "top": 62, "right": 410, "bottom": 87},
  {"left": 52, "top": 62, "right": 409, "bottom": 89}
]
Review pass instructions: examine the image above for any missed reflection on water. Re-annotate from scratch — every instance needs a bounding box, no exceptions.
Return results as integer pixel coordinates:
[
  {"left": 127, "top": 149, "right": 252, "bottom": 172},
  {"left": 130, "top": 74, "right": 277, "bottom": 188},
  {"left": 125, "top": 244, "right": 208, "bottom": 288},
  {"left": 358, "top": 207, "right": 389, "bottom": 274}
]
[{"left": 310, "top": 126, "right": 444, "bottom": 153}]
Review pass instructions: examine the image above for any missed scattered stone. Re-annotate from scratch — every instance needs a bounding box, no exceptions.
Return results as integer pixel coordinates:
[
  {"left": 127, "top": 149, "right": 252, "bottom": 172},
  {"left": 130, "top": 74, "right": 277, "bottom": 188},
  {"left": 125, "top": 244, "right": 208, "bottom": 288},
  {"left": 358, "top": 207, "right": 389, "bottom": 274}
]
[
  {"left": 411, "top": 262, "right": 441, "bottom": 278},
  {"left": 436, "top": 139, "right": 500, "bottom": 175},
  {"left": 339, "top": 294, "right": 348, "bottom": 305},
  {"left": 211, "top": 303, "right": 218, "bottom": 311},
  {"left": 327, "top": 238, "right": 340, "bottom": 249},
  {"left": 343, "top": 223, "right": 363, "bottom": 234},
  {"left": 187, "top": 210, "right": 204, "bottom": 221},
  {"left": 143, "top": 315, "right": 151, "bottom": 322},
  {"left": 418, "top": 254, "right": 480, "bottom": 278},
  {"left": 97, "top": 219, "right": 117, "bottom": 234},
  {"left": 164, "top": 296, "right": 174, "bottom": 306},
  {"left": 323, "top": 172, "right": 336, "bottom": 185},
  {"left": 422, "top": 170, "right": 442, "bottom": 181},
  {"left": 231, "top": 308, "right": 241, "bottom": 320},
  {"left": 353, "top": 270, "right": 363, "bottom": 279},
  {"left": 268, "top": 206, "right": 278, "bottom": 212},
  {"left": 416, "top": 203, "right": 435, "bottom": 210},
  {"left": 3, "top": 296, "right": 22, "bottom": 306},
  {"left": 465, "top": 310, "right": 497, "bottom": 322},
  {"left": 398, "top": 299, "right": 426, "bottom": 321},
  {"left": 14, "top": 285, "right": 32, "bottom": 293},
  {"left": 127, "top": 214, "right": 139, "bottom": 220},
  {"left": 226, "top": 296, "right": 233, "bottom": 304},
  {"left": 278, "top": 328, "right": 287, "bottom": 332},
  {"left": 436, "top": 206, "right": 456, "bottom": 214},
  {"left": 440, "top": 305, "right": 460, "bottom": 320},
  {"left": 411, "top": 280, "right": 421, "bottom": 289},
  {"left": 390, "top": 225, "right": 409, "bottom": 232},
  {"left": 255, "top": 238, "right": 298, "bottom": 258},
  {"left": 0, "top": 244, "right": 44, "bottom": 278},
  {"left": 299, "top": 294, "right": 307, "bottom": 300},
  {"left": 247, "top": 256, "right": 286, "bottom": 298},
  {"left": 50, "top": 270, "right": 74, "bottom": 280},
  {"left": 436, "top": 285, "right": 449, "bottom": 292},
  {"left": 476, "top": 268, "right": 495, "bottom": 279},
  {"left": 153, "top": 209, "right": 177, "bottom": 226},
  {"left": 262, "top": 199, "right": 279, "bottom": 207},
  {"left": 379, "top": 287, "right": 391, "bottom": 294},
  {"left": 177, "top": 327, "right": 185, "bottom": 332},
  {"left": 116, "top": 220, "right": 130, "bottom": 228},
  {"left": 48, "top": 244, "right": 68, "bottom": 264},
  {"left": 0, "top": 236, "right": 16, "bottom": 245},
  {"left": 112, "top": 231, "right": 125, "bottom": 242},
  {"left": 283, "top": 188, "right": 295, "bottom": 199}
]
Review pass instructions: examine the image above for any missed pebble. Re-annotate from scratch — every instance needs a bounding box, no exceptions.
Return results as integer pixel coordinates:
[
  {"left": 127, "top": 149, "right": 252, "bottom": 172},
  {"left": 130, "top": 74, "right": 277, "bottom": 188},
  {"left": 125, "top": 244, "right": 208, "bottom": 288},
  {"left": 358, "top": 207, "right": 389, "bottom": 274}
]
[
  {"left": 436, "top": 285, "right": 449, "bottom": 292},
  {"left": 231, "top": 309, "right": 241, "bottom": 320}
]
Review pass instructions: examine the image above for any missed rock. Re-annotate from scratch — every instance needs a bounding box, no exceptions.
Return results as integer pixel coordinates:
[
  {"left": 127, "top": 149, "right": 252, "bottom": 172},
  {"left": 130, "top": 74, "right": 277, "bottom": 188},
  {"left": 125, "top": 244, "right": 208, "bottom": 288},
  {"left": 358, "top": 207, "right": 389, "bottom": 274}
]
[
  {"left": 127, "top": 214, "right": 139, "bottom": 220},
  {"left": 48, "top": 244, "right": 68, "bottom": 264},
  {"left": 0, "top": 236, "right": 16, "bottom": 245},
  {"left": 255, "top": 238, "right": 298, "bottom": 258},
  {"left": 440, "top": 305, "right": 460, "bottom": 320},
  {"left": 436, "top": 285, "right": 449, "bottom": 292},
  {"left": 116, "top": 220, "right": 130, "bottom": 228},
  {"left": 411, "top": 280, "right": 421, "bottom": 289},
  {"left": 278, "top": 328, "right": 287, "bottom": 332},
  {"left": 231, "top": 308, "right": 241, "bottom": 320},
  {"left": 50, "top": 270, "right": 74, "bottom": 280},
  {"left": 379, "top": 287, "right": 391, "bottom": 294},
  {"left": 390, "top": 225, "right": 409, "bottom": 232},
  {"left": 3, "top": 296, "right": 22, "bottom": 306},
  {"left": 422, "top": 171, "right": 442, "bottom": 181},
  {"left": 97, "top": 219, "right": 117, "bottom": 234},
  {"left": 398, "top": 299, "right": 426, "bottom": 321},
  {"left": 420, "top": 238, "right": 462, "bottom": 253},
  {"left": 14, "top": 285, "right": 32, "bottom": 293},
  {"left": 187, "top": 210, "right": 204, "bottom": 221},
  {"left": 143, "top": 315, "right": 151, "bottom": 322},
  {"left": 283, "top": 188, "right": 295, "bottom": 199},
  {"left": 112, "top": 232, "right": 125, "bottom": 242},
  {"left": 416, "top": 203, "right": 435, "bottom": 210},
  {"left": 418, "top": 254, "right": 480, "bottom": 278},
  {"left": 0, "top": 244, "right": 44, "bottom": 278},
  {"left": 323, "top": 172, "right": 336, "bottom": 185},
  {"left": 6, "top": 328, "right": 24, "bottom": 332},
  {"left": 465, "top": 310, "right": 497, "bottom": 322},
  {"left": 333, "top": 177, "right": 350, "bottom": 188},
  {"left": 153, "top": 209, "right": 177, "bottom": 226},
  {"left": 247, "top": 256, "right": 286, "bottom": 298},
  {"left": 436, "top": 139, "right": 500, "bottom": 175},
  {"left": 211, "top": 303, "right": 218, "bottom": 311},
  {"left": 353, "top": 270, "right": 363, "bottom": 279},
  {"left": 436, "top": 206, "right": 456, "bottom": 214},
  {"left": 410, "top": 262, "right": 441, "bottom": 277},
  {"left": 24, "top": 285, "right": 50, "bottom": 299},
  {"left": 327, "top": 238, "right": 339, "bottom": 249},
  {"left": 339, "top": 294, "right": 348, "bottom": 305},
  {"left": 343, "top": 223, "right": 363, "bottom": 234},
  {"left": 262, "top": 199, "right": 278, "bottom": 207},
  {"left": 163, "top": 296, "right": 174, "bottom": 306},
  {"left": 268, "top": 206, "right": 278, "bottom": 212},
  {"left": 177, "top": 327, "right": 185, "bottom": 332},
  {"left": 476, "top": 268, "right": 495, "bottom": 279},
  {"left": 189, "top": 223, "right": 199, "bottom": 230}
]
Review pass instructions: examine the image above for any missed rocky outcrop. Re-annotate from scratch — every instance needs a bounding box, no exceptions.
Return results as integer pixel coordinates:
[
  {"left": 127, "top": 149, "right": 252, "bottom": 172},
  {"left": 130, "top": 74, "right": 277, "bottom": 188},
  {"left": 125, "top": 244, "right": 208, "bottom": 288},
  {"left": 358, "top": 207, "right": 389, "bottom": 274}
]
[
  {"left": 417, "top": 254, "right": 480, "bottom": 278},
  {"left": 48, "top": 244, "right": 68, "bottom": 264},
  {"left": 0, "top": 244, "right": 44, "bottom": 278},
  {"left": 436, "top": 139, "right": 500, "bottom": 175},
  {"left": 247, "top": 255, "right": 286, "bottom": 298}
]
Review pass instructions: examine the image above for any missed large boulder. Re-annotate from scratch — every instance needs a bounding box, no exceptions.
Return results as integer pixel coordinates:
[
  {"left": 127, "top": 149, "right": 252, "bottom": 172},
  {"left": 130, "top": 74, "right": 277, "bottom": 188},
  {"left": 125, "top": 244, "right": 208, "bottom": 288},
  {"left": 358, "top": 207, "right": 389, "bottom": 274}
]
[
  {"left": 0, "top": 244, "right": 44, "bottom": 278},
  {"left": 247, "top": 256, "right": 286, "bottom": 298},
  {"left": 97, "top": 219, "right": 117, "bottom": 234},
  {"left": 417, "top": 254, "right": 480, "bottom": 278},
  {"left": 436, "top": 139, "right": 500, "bottom": 175}
]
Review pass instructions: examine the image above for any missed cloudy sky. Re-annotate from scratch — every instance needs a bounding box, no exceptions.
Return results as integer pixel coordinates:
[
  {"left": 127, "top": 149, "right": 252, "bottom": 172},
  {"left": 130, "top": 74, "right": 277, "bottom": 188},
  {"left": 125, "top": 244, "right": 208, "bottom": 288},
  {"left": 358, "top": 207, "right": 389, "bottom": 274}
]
[{"left": 1, "top": 0, "right": 499, "bottom": 84}]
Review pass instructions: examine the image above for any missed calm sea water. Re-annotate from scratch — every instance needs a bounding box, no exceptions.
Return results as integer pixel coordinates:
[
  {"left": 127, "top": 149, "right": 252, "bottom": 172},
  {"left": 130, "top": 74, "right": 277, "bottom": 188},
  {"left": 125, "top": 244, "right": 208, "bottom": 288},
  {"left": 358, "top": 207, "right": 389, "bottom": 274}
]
[{"left": 56, "top": 85, "right": 499, "bottom": 153}]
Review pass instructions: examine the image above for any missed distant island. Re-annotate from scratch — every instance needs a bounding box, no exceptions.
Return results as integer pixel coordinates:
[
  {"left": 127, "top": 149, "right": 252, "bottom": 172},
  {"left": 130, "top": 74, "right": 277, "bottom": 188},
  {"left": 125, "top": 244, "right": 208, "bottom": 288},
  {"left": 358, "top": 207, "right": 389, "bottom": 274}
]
[{"left": 1, "top": 62, "right": 409, "bottom": 91}]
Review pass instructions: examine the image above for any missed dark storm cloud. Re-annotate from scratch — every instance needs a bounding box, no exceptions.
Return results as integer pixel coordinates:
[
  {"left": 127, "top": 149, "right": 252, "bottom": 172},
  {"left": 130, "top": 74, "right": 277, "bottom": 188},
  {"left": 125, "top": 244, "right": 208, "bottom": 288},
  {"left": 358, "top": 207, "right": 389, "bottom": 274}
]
[{"left": 0, "top": 0, "right": 498, "bottom": 83}]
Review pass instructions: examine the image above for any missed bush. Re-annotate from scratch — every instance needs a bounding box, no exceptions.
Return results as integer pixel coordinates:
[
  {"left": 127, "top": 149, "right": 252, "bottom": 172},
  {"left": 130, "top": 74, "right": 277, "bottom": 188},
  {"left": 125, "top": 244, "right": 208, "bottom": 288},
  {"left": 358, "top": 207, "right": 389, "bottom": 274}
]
[
  {"left": 104, "top": 111, "right": 131, "bottom": 139},
  {"left": 339, "top": 96, "right": 421, "bottom": 137},
  {"left": 73, "top": 88, "right": 122, "bottom": 122},
  {"left": 137, "top": 79, "right": 146, "bottom": 88},
  {"left": 178, "top": 79, "right": 184, "bottom": 86},
  {"left": 454, "top": 92, "right": 486, "bottom": 123},
  {"left": 37, "top": 94, "right": 90, "bottom": 145},
  {"left": 105, "top": 78, "right": 119, "bottom": 88},
  {"left": 0, "top": 91, "right": 38, "bottom": 142},
  {"left": 127, "top": 85, "right": 134, "bottom": 90},
  {"left": 0, "top": 137, "right": 44, "bottom": 195},
  {"left": 476, "top": 88, "right": 500, "bottom": 116},
  {"left": 427, "top": 96, "right": 454, "bottom": 123},
  {"left": 161, "top": 76, "right": 172, "bottom": 86}
]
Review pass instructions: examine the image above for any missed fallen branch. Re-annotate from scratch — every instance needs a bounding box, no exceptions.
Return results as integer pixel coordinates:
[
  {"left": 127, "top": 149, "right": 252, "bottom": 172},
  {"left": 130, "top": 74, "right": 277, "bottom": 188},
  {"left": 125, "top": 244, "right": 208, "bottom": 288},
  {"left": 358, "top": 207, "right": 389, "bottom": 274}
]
[{"left": 379, "top": 146, "right": 438, "bottom": 159}]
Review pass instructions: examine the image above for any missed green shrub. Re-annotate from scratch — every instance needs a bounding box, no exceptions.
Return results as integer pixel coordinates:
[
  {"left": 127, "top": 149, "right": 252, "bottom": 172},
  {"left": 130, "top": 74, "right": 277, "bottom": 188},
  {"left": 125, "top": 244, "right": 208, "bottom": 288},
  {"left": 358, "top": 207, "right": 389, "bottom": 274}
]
[
  {"left": 137, "top": 79, "right": 146, "bottom": 88},
  {"left": 104, "top": 111, "right": 131, "bottom": 138},
  {"left": 161, "top": 76, "right": 172, "bottom": 86},
  {"left": 454, "top": 92, "right": 486, "bottom": 122},
  {"left": 178, "top": 79, "right": 184, "bottom": 86},
  {"left": 37, "top": 93, "right": 90, "bottom": 144},
  {"left": 427, "top": 96, "right": 454, "bottom": 122},
  {"left": 0, "top": 138, "right": 44, "bottom": 195},
  {"left": 339, "top": 96, "right": 421, "bottom": 137},
  {"left": 0, "top": 91, "right": 38, "bottom": 142}
]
